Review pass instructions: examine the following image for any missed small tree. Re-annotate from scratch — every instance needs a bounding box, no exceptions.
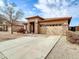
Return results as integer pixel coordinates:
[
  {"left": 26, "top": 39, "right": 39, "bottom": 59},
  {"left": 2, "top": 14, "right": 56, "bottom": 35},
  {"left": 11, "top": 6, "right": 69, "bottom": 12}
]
[{"left": 0, "top": 2, "right": 24, "bottom": 34}]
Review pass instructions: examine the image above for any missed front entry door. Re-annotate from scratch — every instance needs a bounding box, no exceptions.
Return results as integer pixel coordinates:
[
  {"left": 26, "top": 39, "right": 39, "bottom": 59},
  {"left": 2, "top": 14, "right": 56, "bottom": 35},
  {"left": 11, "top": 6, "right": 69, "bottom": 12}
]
[{"left": 30, "top": 22, "right": 35, "bottom": 33}]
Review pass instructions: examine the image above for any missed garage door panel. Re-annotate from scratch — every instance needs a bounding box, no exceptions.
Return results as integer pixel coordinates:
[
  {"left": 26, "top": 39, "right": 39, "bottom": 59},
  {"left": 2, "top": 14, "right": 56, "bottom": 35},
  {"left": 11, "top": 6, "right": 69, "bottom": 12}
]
[{"left": 47, "top": 26, "right": 63, "bottom": 35}]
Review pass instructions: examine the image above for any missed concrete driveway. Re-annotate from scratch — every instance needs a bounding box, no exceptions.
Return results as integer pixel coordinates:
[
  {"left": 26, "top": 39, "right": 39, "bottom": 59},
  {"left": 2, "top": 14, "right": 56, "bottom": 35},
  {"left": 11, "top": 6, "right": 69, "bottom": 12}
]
[
  {"left": 0, "top": 35, "right": 60, "bottom": 59},
  {"left": 46, "top": 36, "right": 79, "bottom": 59}
]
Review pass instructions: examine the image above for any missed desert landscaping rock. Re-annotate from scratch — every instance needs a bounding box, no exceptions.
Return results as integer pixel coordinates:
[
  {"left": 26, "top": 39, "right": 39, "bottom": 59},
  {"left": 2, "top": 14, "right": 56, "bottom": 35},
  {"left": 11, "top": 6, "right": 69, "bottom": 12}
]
[{"left": 66, "top": 31, "right": 79, "bottom": 44}]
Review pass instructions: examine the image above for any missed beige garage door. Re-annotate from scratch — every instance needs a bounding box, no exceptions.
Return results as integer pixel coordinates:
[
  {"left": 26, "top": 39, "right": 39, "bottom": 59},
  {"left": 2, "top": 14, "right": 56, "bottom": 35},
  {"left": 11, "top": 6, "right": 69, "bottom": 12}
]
[
  {"left": 46, "top": 26, "right": 63, "bottom": 35},
  {"left": 39, "top": 26, "right": 47, "bottom": 34}
]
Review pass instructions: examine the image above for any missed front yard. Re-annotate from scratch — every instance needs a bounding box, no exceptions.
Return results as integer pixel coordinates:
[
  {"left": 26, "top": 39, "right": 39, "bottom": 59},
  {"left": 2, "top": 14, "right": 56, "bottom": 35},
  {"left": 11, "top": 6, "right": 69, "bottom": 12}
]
[
  {"left": 0, "top": 31, "right": 79, "bottom": 59},
  {"left": 0, "top": 32, "right": 26, "bottom": 42}
]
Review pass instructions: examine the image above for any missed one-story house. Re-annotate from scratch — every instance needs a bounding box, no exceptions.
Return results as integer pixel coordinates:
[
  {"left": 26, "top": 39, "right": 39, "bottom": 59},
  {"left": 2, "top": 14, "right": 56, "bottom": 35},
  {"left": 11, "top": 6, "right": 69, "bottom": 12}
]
[{"left": 25, "top": 16, "right": 72, "bottom": 35}]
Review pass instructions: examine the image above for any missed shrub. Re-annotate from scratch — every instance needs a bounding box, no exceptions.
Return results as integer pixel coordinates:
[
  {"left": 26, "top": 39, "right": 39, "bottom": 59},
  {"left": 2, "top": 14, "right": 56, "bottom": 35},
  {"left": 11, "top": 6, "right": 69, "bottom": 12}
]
[
  {"left": 17, "top": 28, "right": 26, "bottom": 34},
  {"left": 66, "top": 30, "right": 79, "bottom": 44}
]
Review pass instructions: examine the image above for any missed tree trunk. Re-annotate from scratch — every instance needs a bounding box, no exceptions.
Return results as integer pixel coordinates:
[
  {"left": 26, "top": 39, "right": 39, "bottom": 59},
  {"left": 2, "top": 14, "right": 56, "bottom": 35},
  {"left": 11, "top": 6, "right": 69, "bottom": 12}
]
[
  {"left": 11, "top": 23, "right": 13, "bottom": 34},
  {"left": 10, "top": 15, "right": 13, "bottom": 34}
]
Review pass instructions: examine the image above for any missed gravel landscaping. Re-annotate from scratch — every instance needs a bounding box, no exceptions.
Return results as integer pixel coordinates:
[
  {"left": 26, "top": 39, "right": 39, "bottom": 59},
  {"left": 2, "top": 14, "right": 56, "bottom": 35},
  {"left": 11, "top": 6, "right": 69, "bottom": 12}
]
[{"left": 0, "top": 32, "right": 27, "bottom": 42}]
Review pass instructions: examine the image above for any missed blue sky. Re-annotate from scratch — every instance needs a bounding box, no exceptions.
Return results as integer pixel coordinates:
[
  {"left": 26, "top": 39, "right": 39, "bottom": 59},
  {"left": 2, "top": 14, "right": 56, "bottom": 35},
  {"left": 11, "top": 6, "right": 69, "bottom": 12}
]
[{"left": 0, "top": 0, "right": 79, "bottom": 26}]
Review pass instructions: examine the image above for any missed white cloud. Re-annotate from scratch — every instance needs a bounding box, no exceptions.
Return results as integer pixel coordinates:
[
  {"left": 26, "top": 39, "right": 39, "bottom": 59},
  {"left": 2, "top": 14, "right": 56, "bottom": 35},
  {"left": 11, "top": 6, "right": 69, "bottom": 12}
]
[
  {"left": 34, "top": 0, "right": 79, "bottom": 18},
  {"left": 24, "top": 10, "right": 35, "bottom": 18},
  {"left": 0, "top": 0, "right": 4, "bottom": 6}
]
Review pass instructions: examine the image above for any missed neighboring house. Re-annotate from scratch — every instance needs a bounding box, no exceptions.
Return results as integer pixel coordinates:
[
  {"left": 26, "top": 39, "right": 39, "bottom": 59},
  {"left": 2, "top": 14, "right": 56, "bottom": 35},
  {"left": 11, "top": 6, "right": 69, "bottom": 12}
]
[
  {"left": 69, "top": 26, "right": 79, "bottom": 31},
  {"left": 12, "top": 21, "right": 25, "bottom": 32},
  {"left": 0, "top": 14, "right": 25, "bottom": 32},
  {"left": 25, "top": 16, "right": 72, "bottom": 35},
  {"left": 76, "top": 26, "right": 79, "bottom": 31},
  {"left": 0, "top": 15, "right": 8, "bottom": 31}
]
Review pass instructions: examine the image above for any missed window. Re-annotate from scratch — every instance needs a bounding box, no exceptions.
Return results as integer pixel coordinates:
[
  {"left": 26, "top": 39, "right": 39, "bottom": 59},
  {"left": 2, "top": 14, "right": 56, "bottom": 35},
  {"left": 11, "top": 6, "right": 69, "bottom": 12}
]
[{"left": 40, "top": 24, "right": 62, "bottom": 27}]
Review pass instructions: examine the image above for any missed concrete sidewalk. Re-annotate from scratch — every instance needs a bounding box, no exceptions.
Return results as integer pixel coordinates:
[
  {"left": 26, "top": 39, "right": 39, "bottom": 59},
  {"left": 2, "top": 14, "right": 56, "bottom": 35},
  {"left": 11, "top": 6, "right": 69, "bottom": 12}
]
[{"left": 0, "top": 35, "right": 60, "bottom": 59}]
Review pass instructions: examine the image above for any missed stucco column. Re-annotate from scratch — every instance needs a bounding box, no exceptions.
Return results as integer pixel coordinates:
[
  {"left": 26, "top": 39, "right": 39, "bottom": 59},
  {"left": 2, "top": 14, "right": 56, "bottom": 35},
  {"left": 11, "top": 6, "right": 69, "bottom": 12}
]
[
  {"left": 35, "top": 20, "right": 39, "bottom": 34},
  {"left": 27, "top": 22, "right": 30, "bottom": 33},
  {"left": 63, "top": 23, "right": 68, "bottom": 30},
  {"left": 63, "top": 23, "right": 68, "bottom": 35}
]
